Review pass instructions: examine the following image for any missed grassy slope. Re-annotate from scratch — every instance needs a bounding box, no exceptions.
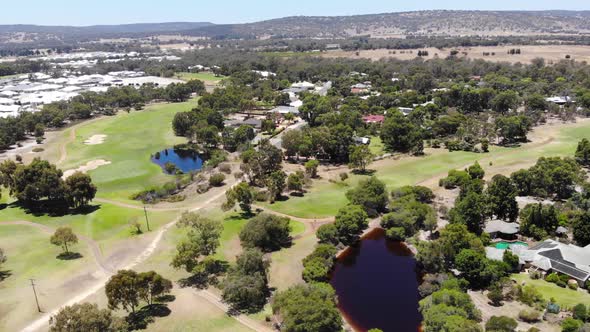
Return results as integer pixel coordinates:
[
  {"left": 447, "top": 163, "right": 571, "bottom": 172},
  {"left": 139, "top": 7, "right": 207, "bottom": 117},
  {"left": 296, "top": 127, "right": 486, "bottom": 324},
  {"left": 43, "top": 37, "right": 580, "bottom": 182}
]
[
  {"left": 263, "top": 121, "right": 590, "bottom": 218},
  {"left": 512, "top": 274, "right": 590, "bottom": 308},
  {"left": 0, "top": 225, "right": 92, "bottom": 331}
]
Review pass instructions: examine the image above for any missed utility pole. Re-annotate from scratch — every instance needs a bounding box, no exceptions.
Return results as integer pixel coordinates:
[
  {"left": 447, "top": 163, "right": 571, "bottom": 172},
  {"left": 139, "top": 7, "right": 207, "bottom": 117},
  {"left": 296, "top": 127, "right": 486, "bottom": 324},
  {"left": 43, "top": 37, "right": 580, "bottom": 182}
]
[
  {"left": 30, "top": 279, "right": 41, "bottom": 313},
  {"left": 143, "top": 206, "right": 151, "bottom": 231}
]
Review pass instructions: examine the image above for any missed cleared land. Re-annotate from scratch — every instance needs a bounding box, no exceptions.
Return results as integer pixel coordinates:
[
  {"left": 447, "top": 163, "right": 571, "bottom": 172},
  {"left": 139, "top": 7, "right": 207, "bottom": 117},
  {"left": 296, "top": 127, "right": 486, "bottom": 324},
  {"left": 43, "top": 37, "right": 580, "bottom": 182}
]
[
  {"left": 321, "top": 45, "right": 590, "bottom": 64},
  {"left": 263, "top": 119, "right": 590, "bottom": 218}
]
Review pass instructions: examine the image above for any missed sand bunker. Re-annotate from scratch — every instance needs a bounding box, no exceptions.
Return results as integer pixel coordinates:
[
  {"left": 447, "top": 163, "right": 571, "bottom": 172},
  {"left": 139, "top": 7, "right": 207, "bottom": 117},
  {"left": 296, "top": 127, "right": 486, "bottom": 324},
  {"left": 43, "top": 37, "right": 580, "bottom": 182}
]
[
  {"left": 84, "top": 134, "right": 107, "bottom": 145},
  {"left": 62, "top": 159, "right": 111, "bottom": 179}
]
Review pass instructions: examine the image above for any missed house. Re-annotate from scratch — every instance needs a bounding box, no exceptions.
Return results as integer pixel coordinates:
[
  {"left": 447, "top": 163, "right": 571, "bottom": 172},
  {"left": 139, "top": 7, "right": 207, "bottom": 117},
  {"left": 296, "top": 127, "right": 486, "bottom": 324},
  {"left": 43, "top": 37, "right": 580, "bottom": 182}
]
[
  {"left": 546, "top": 96, "right": 574, "bottom": 105},
  {"left": 362, "top": 115, "right": 385, "bottom": 124},
  {"left": 326, "top": 44, "right": 341, "bottom": 50},
  {"left": 351, "top": 83, "right": 371, "bottom": 95},
  {"left": 484, "top": 220, "right": 520, "bottom": 240},
  {"left": 517, "top": 239, "right": 590, "bottom": 285},
  {"left": 354, "top": 136, "right": 371, "bottom": 145},
  {"left": 399, "top": 107, "right": 414, "bottom": 116},
  {"left": 269, "top": 106, "right": 300, "bottom": 116},
  {"left": 224, "top": 118, "right": 263, "bottom": 130}
]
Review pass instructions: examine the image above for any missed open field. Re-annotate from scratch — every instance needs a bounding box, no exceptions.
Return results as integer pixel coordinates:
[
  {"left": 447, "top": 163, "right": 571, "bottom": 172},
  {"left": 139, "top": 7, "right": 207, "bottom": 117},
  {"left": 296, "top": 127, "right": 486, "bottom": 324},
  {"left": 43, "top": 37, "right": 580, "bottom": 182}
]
[
  {"left": 512, "top": 274, "right": 590, "bottom": 309},
  {"left": 263, "top": 119, "right": 590, "bottom": 218},
  {"left": 175, "top": 72, "right": 226, "bottom": 83},
  {"left": 321, "top": 45, "right": 590, "bottom": 64}
]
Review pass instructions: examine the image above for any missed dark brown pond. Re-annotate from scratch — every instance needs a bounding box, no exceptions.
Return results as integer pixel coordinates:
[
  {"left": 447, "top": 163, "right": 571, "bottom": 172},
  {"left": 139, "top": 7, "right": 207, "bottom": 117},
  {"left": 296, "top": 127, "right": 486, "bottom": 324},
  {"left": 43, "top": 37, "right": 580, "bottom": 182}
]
[{"left": 330, "top": 228, "right": 422, "bottom": 332}]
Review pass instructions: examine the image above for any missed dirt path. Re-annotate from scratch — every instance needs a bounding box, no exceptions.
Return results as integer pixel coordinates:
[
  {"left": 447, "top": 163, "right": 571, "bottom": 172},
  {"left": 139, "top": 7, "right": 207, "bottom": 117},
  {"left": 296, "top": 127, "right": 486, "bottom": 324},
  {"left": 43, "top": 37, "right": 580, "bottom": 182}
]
[
  {"left": 57, "top": 127, "right": 76, "bottom": 165},
  {"left": 20, "top": 181, "right": 239, "bottom": 332},
  {"left": 0, "top": 220, "right": 114, "bottom": 274}
]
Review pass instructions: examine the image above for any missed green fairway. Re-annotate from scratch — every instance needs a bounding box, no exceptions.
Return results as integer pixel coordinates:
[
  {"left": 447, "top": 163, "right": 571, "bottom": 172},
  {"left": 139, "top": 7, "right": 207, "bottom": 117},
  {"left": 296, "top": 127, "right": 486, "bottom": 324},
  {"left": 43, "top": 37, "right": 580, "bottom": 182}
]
[
  {"left": 175, "top": 72, "right": 226, "bottom": 83},
  {"left": 59, "top": 100, "right": 198, "bottom": 201},
  {"left": 512, "top": 274, "right": 590, "bottom": 308},
  {"left": 263, "top": 120, "right": 590, "bottom": 218}
]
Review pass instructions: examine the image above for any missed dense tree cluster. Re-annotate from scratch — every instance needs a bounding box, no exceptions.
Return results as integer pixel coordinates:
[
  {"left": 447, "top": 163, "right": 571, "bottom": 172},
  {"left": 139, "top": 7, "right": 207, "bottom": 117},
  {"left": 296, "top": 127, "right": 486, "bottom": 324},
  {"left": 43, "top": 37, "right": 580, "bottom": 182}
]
[
  {"left": 239, "top": 213, "right": 292, "bottom": 252},
  {"left": 511, "top": 157, "right": 584, "bottom": 199},
  {"left": 105, "top": 269, "right": 172, "bottom": 313},
  {"left": 381, "top": 186, "right": 437, "bottom": 241},
  {"left": 0, "top": 159, "right": 96, "bottom": 210},
  {"left": 222, "top": 248, "right": 270, "bottom": 312},
  {"left": 49, "top": 303, "right": 127, "bottom": 332}
]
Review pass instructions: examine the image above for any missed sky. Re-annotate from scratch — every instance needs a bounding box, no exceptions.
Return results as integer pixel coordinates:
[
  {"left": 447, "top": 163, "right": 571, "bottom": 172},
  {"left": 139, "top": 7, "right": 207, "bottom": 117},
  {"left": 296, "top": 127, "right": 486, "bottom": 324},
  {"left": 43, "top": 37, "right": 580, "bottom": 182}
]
[{"left": 1, "top": 0, "right": 589, "bottom": 26}]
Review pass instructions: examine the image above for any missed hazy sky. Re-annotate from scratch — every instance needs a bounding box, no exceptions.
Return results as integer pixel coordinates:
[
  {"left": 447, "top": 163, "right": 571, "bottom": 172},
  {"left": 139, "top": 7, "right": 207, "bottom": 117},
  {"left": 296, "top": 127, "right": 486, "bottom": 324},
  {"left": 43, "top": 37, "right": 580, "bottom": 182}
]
[{"left": 1, "top": 0, "right": 589, "bottom": 26}]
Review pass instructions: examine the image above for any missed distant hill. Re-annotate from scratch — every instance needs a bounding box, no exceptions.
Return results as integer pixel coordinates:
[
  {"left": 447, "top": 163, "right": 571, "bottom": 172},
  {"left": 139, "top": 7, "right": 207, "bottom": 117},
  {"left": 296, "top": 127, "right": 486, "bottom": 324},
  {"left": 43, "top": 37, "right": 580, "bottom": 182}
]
[
  {"left": 0, "top": 22, "right": 214, "bottom": 46},
  {"left": 183, "top": 10, "right": 590, "bottom": 39}
]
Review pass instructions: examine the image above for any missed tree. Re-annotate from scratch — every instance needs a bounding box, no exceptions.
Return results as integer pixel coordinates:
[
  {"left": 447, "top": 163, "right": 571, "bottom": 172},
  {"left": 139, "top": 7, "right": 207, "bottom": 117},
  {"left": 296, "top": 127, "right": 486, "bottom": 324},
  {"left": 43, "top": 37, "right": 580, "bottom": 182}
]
[
  {"left": 348, "top": 144, "right": 374, "bottom": 172},
  {"left": 223, "top": 182, "right": 255, "bottom": 213},
  {"left": 304, "top": 159, "right": 319, "bottom": 178},
  {"left": 346, "top": 176, "right": 388, "bottom": 217},
  {"left": 573, "top": 303, "right": 587, "bottom": 322},
  {"left": 12, "top": 158, "right": 66, "bottom": 204},
  {"left": 485, "top": 316, "right": 517, "bottom": 332},
  {"left": 573, "top": 211, "right": 590, "bottom": 246},
  {"left": 576, "top": 138, "right": 590, "bottom": 167},
  {"left": 64, "top": 172, "right": 97, "bottom": 208},
  {"left": 486, "top": 174, "right": 518, "bottom": 221},
  {"left": 467, "top": 162, "right": 485, "bottom": 180},
  {"left": 450, "top": 191, "right": 486, "bottom": 234},
  {"left": 302, "top": 244, "right": 337, "bottom": 283},
  {"left": 287, "top": 171, "right": 304, "bottom": 193},
  {"left": 333, "top": 205, "right": 369, "bottom": 245},
  {"left": 380, "top": 110, "right": 422, "bottom": 153},
  {"left": 316, "top": 223, "right": 339, "bottom": 245},
  {"left": 171, "top": 213, "right": 223, "bottom": 273},
  {"left": 239, "top": 213, "right": 292, "bottom": 252},
  {"left": 491, "top": 91, "right": 519, "bottom": 114},
  {"left": 136, "top": 271, "right": 172, "bottom": 305},
  {"left": 266, "top": 170, "right": 286, "bottom": 203},
  {"left": 562, "top": 318, "right": 584, "bottom": 332},
  {"left": 519, "top": 203, "right": 559, "bottom": 240},
  {"left": 105, "top": 270, "right": 141, "bottom": 313},
  {"left": 50, "top": 227, "right": 78, "bottom": 255},
  {"left": 240, "top": 140, "right": 283, "bottom": 185},
  {"left": 487, "top": 286, "right": 504, "bottom": 307},
  {"left": 495, "top": 115, "right": 530, "bottom": 145},
  {"left": 49, "top": 303, "right": 126, "bottom": 332},
  {"left": 222, "top": 249, "right": 269, "bottom": 313},
  {"left": 272, "top": 283, "right": 342, "bottom": 332}
]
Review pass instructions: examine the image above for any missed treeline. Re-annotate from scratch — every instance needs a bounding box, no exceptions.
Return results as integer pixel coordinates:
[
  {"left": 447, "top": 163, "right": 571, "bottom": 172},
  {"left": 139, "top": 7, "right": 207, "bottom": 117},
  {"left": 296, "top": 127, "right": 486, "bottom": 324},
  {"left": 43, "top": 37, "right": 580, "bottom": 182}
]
[
  {"left": 0, "top": 60, "right": 50, "bottom": 77},
  {"left": 0, "top": 80, "right": 204, "bottom": 150}
]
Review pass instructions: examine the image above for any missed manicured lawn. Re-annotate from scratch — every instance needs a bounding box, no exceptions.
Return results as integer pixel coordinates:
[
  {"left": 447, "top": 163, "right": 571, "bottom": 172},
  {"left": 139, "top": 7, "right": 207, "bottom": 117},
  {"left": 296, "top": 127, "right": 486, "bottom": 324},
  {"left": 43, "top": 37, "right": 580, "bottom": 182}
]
[
  {"left": 0, "top": 200, "right": 172, "bottom": 243},
  {"left": 175, "top": 72, "right": 226, "bottom": 83},
  {"left": 512, "top": 273, "right": 590, "bottom": 308},
  {"left": 0, "top": 225, "right": 92, "bottom": 331},
  {"left": 262, "top": 120, "right": 590, "bottom": 218},
  {"left": 59, "top": 100, "right": 197, "bottom": 201}
]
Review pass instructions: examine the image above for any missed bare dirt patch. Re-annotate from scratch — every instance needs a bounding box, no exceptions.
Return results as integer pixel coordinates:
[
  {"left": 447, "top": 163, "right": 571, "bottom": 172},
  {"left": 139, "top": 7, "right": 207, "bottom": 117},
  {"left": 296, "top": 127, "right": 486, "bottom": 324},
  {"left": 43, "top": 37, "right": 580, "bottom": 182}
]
[
  {"left": 83, "top": 134, "right": 107, "bottom": 145},
  {"left": 62, "top": 159, "right": 111, "bottom": 179},
  {"left": 321, "top": 45, "right": 590, "bottom": 64}
]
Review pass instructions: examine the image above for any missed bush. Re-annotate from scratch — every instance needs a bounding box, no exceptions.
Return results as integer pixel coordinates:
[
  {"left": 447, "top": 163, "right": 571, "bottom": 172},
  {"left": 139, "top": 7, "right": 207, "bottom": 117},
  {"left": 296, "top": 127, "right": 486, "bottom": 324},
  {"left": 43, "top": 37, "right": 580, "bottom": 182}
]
[
  {"left": 545, "top": 272, "right": 559, "bottom": 283},
  {"left": 339, "top": 172, "right": 348, "bottom": 181},
  {"left": 316, "top": 224, "right": 339, "bottom": 246},
  {"left": 219, "top": 163, "right": 232, "bottom": 174},
  {"left": 569, "top": 281, "right": 579, "bottom": 290},
  {"left": 32, "top": 147, "right": 44, "bottom": 152},
  {"left": 518, "top": 309, "right": 541, "bottom": 323},
  {"left": 254, "top": 190, "right": 269, "bottom": 202},
  {"left": 485, "top": 315, "right": 517, "bottom": 332},
  {"left": 573, "top": 303, "right": 587, "bottom": 321},
  {"left": 209, "top": 173, "right": 226, "bottom": 187}
]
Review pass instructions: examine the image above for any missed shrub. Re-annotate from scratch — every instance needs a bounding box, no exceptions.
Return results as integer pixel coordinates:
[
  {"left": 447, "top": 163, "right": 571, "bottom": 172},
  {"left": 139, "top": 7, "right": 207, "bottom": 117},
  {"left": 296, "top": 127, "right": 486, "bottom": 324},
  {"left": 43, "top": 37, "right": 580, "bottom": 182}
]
[
  {"left": 219, "top": 163, "right": 232, "bottom": 174},
  {"left": 32, "top": 147, "right": 44, "bottom": 152},
  {"left": 518, "top": 309, "right": 541, "bottom": 323},
  {"left": 568, "top": 281, "right": 579, "bottom": 290},
  {"left": 545, "top": 272, "right": 559, "bottom": 283},
  {"left": 339, "top": 172, "right": 348, "bottom": 181},
  {"left": 573, "top": 303, "right": 587, "bottom": 321},
  {"left": 254, "top": 190, "right": 269, "bottom": 202},
  {"left": 209, "top": 173, "right": 226, "bottom": 187}
]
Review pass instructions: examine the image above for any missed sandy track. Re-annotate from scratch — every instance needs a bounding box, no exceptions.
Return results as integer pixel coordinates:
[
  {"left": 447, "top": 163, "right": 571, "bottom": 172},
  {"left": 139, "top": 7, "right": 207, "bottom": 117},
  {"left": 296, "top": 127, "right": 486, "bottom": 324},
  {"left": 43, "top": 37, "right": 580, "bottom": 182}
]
[
  {"left": 83, "top": 135, "right": 107, "bottom": 145},
  {"left": 19, "top": 181, "right": 238, "bottom": 332},
  {"left": 62, "top": 159, "right": 111, "bottom": 179}
]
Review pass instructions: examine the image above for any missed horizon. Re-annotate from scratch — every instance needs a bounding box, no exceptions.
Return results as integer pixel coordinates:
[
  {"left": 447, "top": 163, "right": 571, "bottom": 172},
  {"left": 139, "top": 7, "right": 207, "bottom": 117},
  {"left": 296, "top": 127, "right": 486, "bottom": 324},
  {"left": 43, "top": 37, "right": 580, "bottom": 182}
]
[{"left": 0, "top": 0, "right": 589, "bottom": 26}]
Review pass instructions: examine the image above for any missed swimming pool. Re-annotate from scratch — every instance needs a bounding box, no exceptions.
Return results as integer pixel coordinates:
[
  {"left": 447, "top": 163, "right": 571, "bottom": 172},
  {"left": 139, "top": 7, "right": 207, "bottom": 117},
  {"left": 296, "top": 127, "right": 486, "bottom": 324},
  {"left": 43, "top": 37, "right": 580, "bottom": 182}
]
[{"left": 494, "top": 241, "right": 528, "bottom": 249}]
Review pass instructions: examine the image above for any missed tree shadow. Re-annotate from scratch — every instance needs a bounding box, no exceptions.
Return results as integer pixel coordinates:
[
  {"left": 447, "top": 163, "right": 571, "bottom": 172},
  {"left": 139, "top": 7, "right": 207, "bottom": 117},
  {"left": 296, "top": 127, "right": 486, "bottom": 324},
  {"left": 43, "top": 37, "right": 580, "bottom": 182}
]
[
  {"left": 289, "top": 191, "right": 304, "bottom": 197},
  {"left": 0, "top": 270, "right": 12, "bottom": 282},
  {"left": 126, "top": 304, "right": 171, "bottom": 330},
  {"left": 351, "top": 169, "right": 376, "bottom": 176},
  {"left": 178, "top": 260, "right": 229, "bottom": 289},
  {"left": 154, "top": 294, "right": 176, "bottom": 303},
  {"left": 56, "top": 252, "right": 83, "bottom": 260},
  {"left": 9, "top": 201, "right": 100, "bottom": 217}
]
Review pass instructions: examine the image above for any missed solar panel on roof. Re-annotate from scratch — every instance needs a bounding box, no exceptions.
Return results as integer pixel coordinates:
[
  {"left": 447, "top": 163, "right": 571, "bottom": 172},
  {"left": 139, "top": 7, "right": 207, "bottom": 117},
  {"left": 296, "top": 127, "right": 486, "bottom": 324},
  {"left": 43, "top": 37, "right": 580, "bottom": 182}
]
[{"left": 551, "top": 260, "right": 590, "bottom": 280}]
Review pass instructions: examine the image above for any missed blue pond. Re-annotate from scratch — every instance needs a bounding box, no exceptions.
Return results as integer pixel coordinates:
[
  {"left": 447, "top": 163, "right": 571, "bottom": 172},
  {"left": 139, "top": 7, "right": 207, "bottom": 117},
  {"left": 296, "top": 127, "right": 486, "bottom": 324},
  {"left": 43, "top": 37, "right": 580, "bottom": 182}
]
[{"left": 151, "top": 148, "right": 204, "bottom": 174}]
